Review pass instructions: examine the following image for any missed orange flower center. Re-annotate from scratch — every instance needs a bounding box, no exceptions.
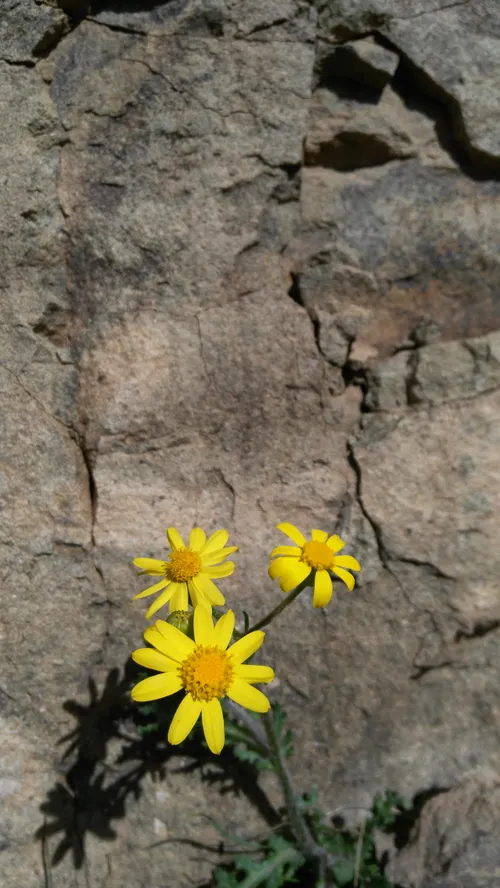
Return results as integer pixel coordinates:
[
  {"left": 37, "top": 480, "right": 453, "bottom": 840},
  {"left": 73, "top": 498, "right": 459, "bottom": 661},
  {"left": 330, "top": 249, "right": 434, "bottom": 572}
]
[
  {"left": 301, "top": 540, "right": 335, "bottom": 571},
  {"left": 166, "top": 549, "right": 201, "bottom": 582},
  {"left": 180, "top": 646, "right": 234, "bottom": 702}
]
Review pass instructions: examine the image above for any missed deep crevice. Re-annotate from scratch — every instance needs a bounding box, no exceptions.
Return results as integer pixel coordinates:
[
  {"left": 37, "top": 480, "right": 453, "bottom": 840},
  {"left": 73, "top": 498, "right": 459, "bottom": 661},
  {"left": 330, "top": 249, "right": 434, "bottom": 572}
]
[
  {"left": 287, "top": 273, "right": 322, "bottom": 355},
  {"left": 280, "top": 162, "right": 301, "bottom": 180},
  {"left": 304, "top": 130, "right": 411, "bottom": 171},
  {"left": 382, "top": 34, "right": 500, "bottom": 180},
  {"left": 75, "top": 433, "right": 98, "bottom": 548},
  {"left": 404, "top": 349, "right": 421, "bottom": 406},
  {"left": 455, "top": 619, "right": 500, "bottom": 643},
  {"left": 391, "top": 787, "right": 449, "bottom": 850},
  {"left": 55, "top": 0, "right": 176, "bottom": 26},
  {"left": 314, "top": 53, "right": 385, "bottom": 103},
  {"left": 342, "top": 352, "right": 369, "bottom": 399},
  {"left": 0, "top": 57, "right": 36, "bottom": 68},
  {"left": 312, "top": 28, "right": 500, "bottom": 179}
]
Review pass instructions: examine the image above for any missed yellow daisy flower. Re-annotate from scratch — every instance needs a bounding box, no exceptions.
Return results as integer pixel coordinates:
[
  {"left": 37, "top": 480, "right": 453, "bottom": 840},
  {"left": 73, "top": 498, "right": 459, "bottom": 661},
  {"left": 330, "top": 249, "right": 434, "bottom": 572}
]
[
  {"left": 269, "top": 522, "right": 360, "bottom": 607},
  {"left": 133, "top": 526, "right": 237, "bottom": 619},
  {"left": 131, "top": 607, "right": 274, "bottom": 755}
]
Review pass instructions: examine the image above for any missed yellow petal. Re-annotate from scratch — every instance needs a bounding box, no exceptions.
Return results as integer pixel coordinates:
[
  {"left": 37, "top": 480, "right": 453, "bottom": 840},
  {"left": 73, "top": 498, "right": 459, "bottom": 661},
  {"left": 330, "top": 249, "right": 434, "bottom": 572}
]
[
  {"left": 188, "top": 527, "right": 206, "bottom": 552},
  {"left": 203, "top": 562, "right": 235, "bottom": 579},
  {"left": 191, "top": 573, "right": 225, "bottom": 607},
  {"left": 270, "top": 546, "right": 301, "bottom": 559},
  {"left": 187, "top": 579, "right": 207, "bottom": 611},
  {"left": 168, "top": 583, "right": 189, "bottom": 612},
  {"left": 193, "top": 605, "right": 215, "bottom": 646},
  {"left": 279, "top": 562, "right": 311, "bottom": 593},
  {"left": 201, "top": 698, "right": 224, "bottom": 754},
  {"left": 131, "top": 647, "right": 178, "bottom": 673},
  {"left": 276, "top": 522, "right": 306, "bottom": 546},
  {"left": 145, "top": 584, "right": 176, "bottom": 618},
  {"left": 332, "top": 565, "right": 356, "bottom": 591},
  {"left": 144, "top": 625, "right": 182, "bottom": 662},
  {"left": 200, "top": 546, "right": 238, "bottom": 566},
  {"left": 166, "top": 527, "right": 185, "bottom": 551},
  {"left": 133, "top": 557, "right": 167, "bottom": 576},
  {"left": 228, "top": 630, "right": 264, "bottom": 665},
  {"left": 133, "top": 578, "right": 170, "bottom": 600},
  {"left": 202, "top": 529, "right": 229, "bottom": 555},
  {"left": 311, "top": 529, "right": 328, "bottom": 542},
  {"left": 327, "top": 534, "right": 345, "bottom": 553},
  {"left": 312, "top": 569, "right": 333, "bottom": 608},
  {"left": 155, "top": 619, "right": 196, "bottom": 658},
  {"left": 168, "top": 693, "right": 201, "bottom": 745},
  {"left": 334, "top": 554, "right": 360, "bottom": 572},
  {"left": 268, "top": 556, "right": 299, "bottom": 581},
  {"left": 227, "top": 678, "right": 270, "bottom": 713},
  {"left": 235, "top": 664, "right": 274, "bottom": 684},
  {"left": 213, "top": 609, "right": 235, "bottom": 650},
  {"left": 131, "top": 672, "right": 183, "bottom": 702}
]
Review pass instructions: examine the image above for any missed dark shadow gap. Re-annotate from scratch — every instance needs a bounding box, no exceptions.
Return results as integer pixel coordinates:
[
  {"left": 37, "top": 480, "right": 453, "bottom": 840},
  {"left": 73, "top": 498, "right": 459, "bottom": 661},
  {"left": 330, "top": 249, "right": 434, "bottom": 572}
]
[
  {"left": 379, "top": 34, "right": 500, "bottom": 182},
  {"left": 392, "top": 787, "right": 448, "bottom": 850}
]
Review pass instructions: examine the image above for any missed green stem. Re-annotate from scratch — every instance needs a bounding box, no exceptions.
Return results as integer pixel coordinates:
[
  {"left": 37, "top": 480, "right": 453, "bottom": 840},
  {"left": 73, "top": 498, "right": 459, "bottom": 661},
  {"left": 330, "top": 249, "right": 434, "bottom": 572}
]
[
  {"left": 246, "top": 579, "right": 310, "bottom": 633},
  {"left": 262, "top": 710, "right": 321, "bottom": 862}
]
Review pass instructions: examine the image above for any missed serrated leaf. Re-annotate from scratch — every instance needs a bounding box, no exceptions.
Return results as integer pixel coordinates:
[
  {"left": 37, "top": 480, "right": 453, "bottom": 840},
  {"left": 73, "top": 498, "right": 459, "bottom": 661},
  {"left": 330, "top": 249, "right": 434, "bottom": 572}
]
[
  {"left": 269, "top": 703, "right": 294, "bottom": 760},
  {"left": 224, "top": 716, "right": 273, "bottom": 772}
]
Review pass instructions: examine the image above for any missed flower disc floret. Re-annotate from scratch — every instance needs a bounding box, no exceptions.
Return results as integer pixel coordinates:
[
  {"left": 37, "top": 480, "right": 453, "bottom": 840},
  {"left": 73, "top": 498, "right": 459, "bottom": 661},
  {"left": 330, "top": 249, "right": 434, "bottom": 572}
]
[
  {"left": 132, "top": 526, "right": 238, "bottom": 619},
  {"left": 167, "top": 549, "right": 201, "bottom": 582},
  {"left": 268, "top": 522, "right": 361, "bottom": 607},
  {"left": 301, "top": 540, "right": 335, "bottom": 571},
  {"left": 130, "top": 606, "right": 274, "bottom": 755},
  {"left": 181, "top": 646, "right": 234, "bottom": 701}
]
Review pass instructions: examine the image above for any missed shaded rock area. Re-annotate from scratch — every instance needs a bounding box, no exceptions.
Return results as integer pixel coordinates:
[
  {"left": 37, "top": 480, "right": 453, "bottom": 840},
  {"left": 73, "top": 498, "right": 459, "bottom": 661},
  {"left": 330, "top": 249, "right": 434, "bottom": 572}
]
[{"left": 1, "top": 0, "right": 499, "bottom": 886}]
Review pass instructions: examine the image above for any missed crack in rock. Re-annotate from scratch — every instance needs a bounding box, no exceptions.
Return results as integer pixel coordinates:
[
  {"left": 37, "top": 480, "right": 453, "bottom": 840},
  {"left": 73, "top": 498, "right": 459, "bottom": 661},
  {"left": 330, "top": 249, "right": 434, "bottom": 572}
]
[
  {"left": 455, "top": 619, "right": 500, "bottom": 643},
  {"left": 346, "top": 438, "right": 453, "bottom": 664}
]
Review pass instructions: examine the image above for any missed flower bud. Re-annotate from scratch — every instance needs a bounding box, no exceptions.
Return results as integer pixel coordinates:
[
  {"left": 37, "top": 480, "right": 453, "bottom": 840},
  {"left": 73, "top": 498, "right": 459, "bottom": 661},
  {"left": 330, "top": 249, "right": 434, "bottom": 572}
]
[{"left": 166, "top": 610, "right": 193, "bottom": 637}]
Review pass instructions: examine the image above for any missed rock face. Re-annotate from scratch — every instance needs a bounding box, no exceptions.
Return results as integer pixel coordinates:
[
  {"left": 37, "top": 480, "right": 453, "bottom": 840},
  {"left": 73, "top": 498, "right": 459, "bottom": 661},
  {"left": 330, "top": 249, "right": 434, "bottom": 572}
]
[
  {"left": 1, "top": 1, "right": 500, "bottom": 886},
  {"left": 387, "top": 770, "right": 500, "bottom": 887}
]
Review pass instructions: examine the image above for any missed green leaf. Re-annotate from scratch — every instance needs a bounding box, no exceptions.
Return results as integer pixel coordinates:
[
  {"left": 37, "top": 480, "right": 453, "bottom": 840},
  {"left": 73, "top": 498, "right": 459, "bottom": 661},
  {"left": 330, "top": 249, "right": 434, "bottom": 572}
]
[
  {"left": 370, "top": 791, "right": 408, "bottom": 830},
  {"left": 213, "top": 836, "right": 303, "bottom": 888},
  {"left": 332, "top": 857, "right": 355, "bottom": 886},
  {"left": 213, "top": 868, "right": 239, "bottom": 888},
  {"left": 224, "top": 717, "right": 274, "bottom": 771},
  {"left": 269, "top": 703, "right": 294, "bottom": 760}
]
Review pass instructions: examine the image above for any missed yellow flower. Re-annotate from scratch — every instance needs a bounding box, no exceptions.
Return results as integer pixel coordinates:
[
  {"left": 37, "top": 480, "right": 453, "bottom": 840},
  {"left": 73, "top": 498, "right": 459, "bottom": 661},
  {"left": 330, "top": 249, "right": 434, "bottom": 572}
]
[
  {"left": 131, "top": 607, "right": 274, "bottom": 755},
  {"left": 269, "top": 522, "right": 360, "bottom": 607},
  {"left": 133, "top": 526, "right": 237, "bottom": 619}
]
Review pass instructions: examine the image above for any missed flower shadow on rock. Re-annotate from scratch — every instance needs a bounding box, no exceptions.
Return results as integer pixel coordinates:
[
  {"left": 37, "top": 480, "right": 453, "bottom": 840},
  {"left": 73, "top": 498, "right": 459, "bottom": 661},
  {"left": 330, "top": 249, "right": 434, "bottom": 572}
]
[{"left": 37, "top": 664, "right": 279, "bottom": 870}]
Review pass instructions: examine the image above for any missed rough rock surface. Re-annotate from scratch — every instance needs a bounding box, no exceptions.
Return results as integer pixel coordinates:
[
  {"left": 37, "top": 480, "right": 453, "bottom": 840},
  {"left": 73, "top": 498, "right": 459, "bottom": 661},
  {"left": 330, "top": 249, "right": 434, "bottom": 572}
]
[
  {"left": 317, "top": 0, "right": 500, "bottom": 165},
  {"left": 387, "top": 770, "right": 500, "bottom": 887},
  {"left": 1, "top": 0, "right": 500, "bottom": 886}
]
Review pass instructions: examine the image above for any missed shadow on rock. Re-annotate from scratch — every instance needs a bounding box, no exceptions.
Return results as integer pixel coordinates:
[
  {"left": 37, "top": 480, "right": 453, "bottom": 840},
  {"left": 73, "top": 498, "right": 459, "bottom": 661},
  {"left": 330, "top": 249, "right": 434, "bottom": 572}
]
[
  {"left": 37, "top": 664, "right": 279, "bottom": 870},
  {"left": 57, "top": 0, "right": 184, "bottom": 23}
]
